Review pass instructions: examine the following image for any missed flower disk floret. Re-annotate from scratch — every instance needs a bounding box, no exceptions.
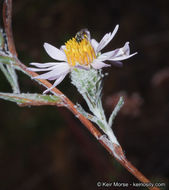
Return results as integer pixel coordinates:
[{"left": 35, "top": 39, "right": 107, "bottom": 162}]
[{"left": 28, "top": 25, "right": 137, "bottom": 93}]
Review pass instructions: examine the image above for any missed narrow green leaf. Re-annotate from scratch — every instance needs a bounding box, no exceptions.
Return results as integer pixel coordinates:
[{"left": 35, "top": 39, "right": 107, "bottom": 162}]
[
  {"left": 108, "top": 96, "right": 124, "bottom": 128},
  {"left": 0, "top": 64, "right": 14, "bottom": 85},
  {"left": 0, "top": 93, "right": 62, "bottom": 105},
  {"left": 0, "top": 55, "right": 15, "bottom": 65},
  {"left": 6, "top": 64, "right": 20, "bottom": 93}
]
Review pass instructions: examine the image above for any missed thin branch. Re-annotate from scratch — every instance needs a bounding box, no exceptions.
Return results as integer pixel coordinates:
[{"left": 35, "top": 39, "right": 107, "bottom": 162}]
[
  {"left": 3, "top": 0, "right": 17, "bottom": 56},
  {"left": 0, "top": 1, "right": 161, "bottom": 189}
]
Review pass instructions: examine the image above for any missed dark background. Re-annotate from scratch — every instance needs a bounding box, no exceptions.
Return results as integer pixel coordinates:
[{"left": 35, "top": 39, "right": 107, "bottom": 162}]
[{"left": 0, "top": 0, "right": 169, "bottom": 189}]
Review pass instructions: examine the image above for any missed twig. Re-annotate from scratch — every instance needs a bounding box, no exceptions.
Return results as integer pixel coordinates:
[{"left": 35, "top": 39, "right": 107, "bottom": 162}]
[
  {"left": 3, "top": 0, "right": 17, "bottom": 56},
  {"left": 0, "top": 1, "right": 161, "bottom": 189}
]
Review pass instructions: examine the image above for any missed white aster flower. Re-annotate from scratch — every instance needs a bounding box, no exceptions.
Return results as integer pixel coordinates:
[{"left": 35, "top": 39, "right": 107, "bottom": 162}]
[{"left": 28, "top": 25, "right": 137, "bottom": 93}]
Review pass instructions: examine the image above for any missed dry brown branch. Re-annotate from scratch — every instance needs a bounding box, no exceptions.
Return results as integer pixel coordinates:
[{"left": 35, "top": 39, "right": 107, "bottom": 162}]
[
  {"left": 3, "top": 0, "right": 17, "bottom": 56},
  {"left": 1, "top": 1, "right": 161, "bottom": 189}
]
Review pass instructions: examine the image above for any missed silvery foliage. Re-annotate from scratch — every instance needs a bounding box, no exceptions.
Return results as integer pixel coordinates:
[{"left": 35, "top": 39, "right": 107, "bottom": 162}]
[{"left": 71, "top": 68, "right": 124, "bottom": 145}]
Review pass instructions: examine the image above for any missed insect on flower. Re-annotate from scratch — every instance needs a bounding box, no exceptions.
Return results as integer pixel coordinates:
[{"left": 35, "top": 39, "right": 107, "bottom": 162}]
[
  {"left": 28, "top": 25, "right": 137, "bottom": 93},
  {"left": 75, "top": 28, "right": 90, "bottom": 43}
]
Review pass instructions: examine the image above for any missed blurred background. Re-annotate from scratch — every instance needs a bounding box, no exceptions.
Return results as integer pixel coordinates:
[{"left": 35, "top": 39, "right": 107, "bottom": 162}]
[{"left": 0, "top": 0, "right": 169, "bottom": 189}]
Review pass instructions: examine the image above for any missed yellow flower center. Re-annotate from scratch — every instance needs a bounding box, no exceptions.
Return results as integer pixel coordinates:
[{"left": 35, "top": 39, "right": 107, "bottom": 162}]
[{"left": 64, "top": 37, "right": 96, "bottom": 67}]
